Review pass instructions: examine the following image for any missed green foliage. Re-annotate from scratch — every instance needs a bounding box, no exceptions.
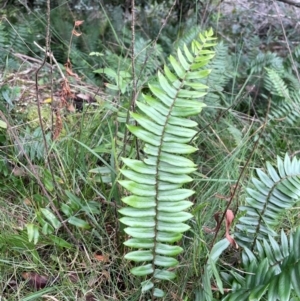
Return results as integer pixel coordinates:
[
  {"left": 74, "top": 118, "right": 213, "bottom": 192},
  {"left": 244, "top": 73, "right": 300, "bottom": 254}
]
[
  {"left": 222, "top": 228, "right": 300, "bottom": 301},
  {"left": 119, "top": 29, "right": 217, "bottom": 298},
  {"left": 235, "top": 154, "right": 300, "bottom": 248}
]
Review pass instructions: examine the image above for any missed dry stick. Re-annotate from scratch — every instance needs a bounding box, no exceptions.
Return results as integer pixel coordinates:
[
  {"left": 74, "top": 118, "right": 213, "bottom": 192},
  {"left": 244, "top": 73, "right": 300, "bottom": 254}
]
[
  {"left": 33, "top": 42, "right": 65, "bottom": 80},
  {"left": 209, "top": 98, "right": 271, "bottom": 253},
  {"left": 33, "top": 0, "right": 78, "bottom": 246}
]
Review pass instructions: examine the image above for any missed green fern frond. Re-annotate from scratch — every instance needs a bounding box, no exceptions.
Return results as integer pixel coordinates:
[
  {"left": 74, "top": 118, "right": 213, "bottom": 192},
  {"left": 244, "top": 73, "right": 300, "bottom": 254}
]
[
  {"left": 223, "top": 227, "right": 300, "bottom": 301},
  {"left": 119, "top": 29, "right": 217, "bottom": 298},
  {"left": 235, "top": 153, "right": 300, "bottom": 248},
  {"left": 265, "top": 68, "right": 290, "bottom": 99}
]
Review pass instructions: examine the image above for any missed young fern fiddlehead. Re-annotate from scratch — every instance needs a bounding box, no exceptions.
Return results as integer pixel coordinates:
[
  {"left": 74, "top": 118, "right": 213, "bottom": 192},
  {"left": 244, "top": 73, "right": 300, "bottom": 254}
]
[{"left": 119, "top": 29, "right": 216, "bottom": 299}]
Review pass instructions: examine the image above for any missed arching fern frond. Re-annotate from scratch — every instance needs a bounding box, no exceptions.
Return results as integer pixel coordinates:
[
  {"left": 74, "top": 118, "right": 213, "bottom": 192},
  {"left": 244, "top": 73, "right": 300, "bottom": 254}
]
[
  {"left": 235, "top": 153, "right": 300, "bottom": 248},
  {"left": 223, "top": 227, "right": 300, "bottom": 301},
  {"left": 265, "top": 68, "right": 290, "bottom": 99},
  {"left": 119, "top": 29, "right": 217, "bottom": 298}
]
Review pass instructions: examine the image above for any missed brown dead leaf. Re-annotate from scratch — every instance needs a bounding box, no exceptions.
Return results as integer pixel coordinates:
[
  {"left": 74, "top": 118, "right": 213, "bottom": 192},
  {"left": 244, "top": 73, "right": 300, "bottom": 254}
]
[
  {"left": 225, "top": 210, "right": 238, "bottom": 249},
  {"left": 94, "top": 253, "right": 110, "bottom": 263},
  {"left": 67, "top": 103, "right": 76, "bottom": 112},
  {"left": 65, "top": 66, "right": 79, "bottom": 78},
  {"left": 12, "top": 166, "right": 26, "bottom": 177},
  {"left": 74, "top": 20, "right": 84, "bottom": 27},
  {"left": 22, "top": 272, "right": 49, "bottom": 290},
  {"left": 67, "top": 272, "right": 79, "bottom": 283},
  {"left": 23, "top": 198, "right": 33, "bottom": 206},
  {"left": 72, "top": 29, "right": 82, "bottom": 37},
  {"left": 85, "top": 292, "right": 97, "bottom": 301}
]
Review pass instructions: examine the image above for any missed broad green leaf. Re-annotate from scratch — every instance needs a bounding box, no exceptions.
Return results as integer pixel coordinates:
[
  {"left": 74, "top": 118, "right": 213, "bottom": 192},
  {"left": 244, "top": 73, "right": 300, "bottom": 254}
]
[
  {"left": 156, "top": 231, "right": 182, "bottom": 242},
  {"left": 120, "top": 217, "right": 155, "bottom": 227},
  {"left": 120, "top": 169, "right": 156, "bottom": 185},
  {"left": 183, "top": 44, "right": 194, "bottom": 63},
  {"left": 125, "top": 250, "right": 153, "bottom": 262},
  {"left": 177, "top": 48, "right": 190, "bottom": 70},
  {"left": 185, "top": 69, "right": 211, "bottom": 80},
  {"left": 119, "top": 207, "right": 155, "bottom": 217},
  {"left": 266, "top": 162, "right": 280, "bottom": 182},
  {"left": 210, "top": 238, "right": 230, "bottom": 261},
  {"left": 291, "top": 263, "right": 300, "bottom": 296},
  {"left": 141, "top": 280, "right": 154, "bottom": 292},
  {"left": 249, "top": 285, "right": 269, "bottom": 300},
  {"left": 40, "top": 208, "right": 61, "bottom": 229},
  {"left": 164, "top": 65, "right": 178, "bottom": 83},
  {"left": 127, "top": 125, "right": 160, "bottom": 146},
  {"left": 154, "top": 269, "right": 176, "bottom": 280},
  {"left": 158, "top": 200, "right": 193, "bottom": 212},
  {"left": 153, "top": 288, "right": 165, "bottom": 298},
  {"left": 146, "top": 87, "right": 173, "bottom": 108},
  {"left": 68, "top": 217, "right": 90, "bottom": 229},
  {"left": 157, "top": 211, "right": 192, "bottom": 222},
  {"left": 155, "top": 243, "right": 183, "bottom": 256},
  {"left": 124, "top": 238, "right": 154, "bottom": 248},
  {"left": 131, "top": 264, "right": 153, "bottom": 276},
  {"left": 158, "top": 188, "right": 194, "bottom": 201},
  {"left": 158, "top": 72, "right": 177, "bottom": 98},
  {"left": 48, "top": 235, "right": 72, "bottom": 248},
  {"left": 161, "top": 142, "right": 198, "bottom": 154},
  {"left": 125, "top": 227, "right": 155, "bottom": 238},
  {"left": 278, "top": 270, "right": 291, "bottom": 301},
  {"left": 0, "top": 119, "right": 7, "bottom": 129},
  {"left": 122, "top": 196, "right": 156, "bottom": 208},
  {"left": 131, "top": 112, "right": 163, "bottom": 135},
  {"left": 61, "top": 204, "right": 73, "bottom": 217},
  {"left": 27, "top": 223, "right": 39, "bottom": 245},
  {"left": 137, "top": 100, "right": 167, "bottom": 125},
  {"left": 122, "top": 158, "right": 156, "bottom": 174},
  {"left": 165, "top": 123, "right": 197, "bottom": 138},
  {"left": 169, "top": 55, "right": 185, "bottom": 78},
  {"left": 281, "top": 229, "right": 289, "bottom": 257},
  {"left": 157, "top": 221, "right": 190, "bottom": 232},
  {"left": 154, "top": 255, "right": 178, "bottom": 267},
  {"left": 119, "top": 180, "right": 155, "bottom": 196}
]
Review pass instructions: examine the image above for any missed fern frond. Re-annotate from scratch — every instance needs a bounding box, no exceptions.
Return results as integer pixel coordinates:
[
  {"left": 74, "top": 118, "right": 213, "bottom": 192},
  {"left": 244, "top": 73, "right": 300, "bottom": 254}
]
[
  {"left": 235, "top": 153, "right": 300, "bottom": 248},
  {"left": 119, "top": 29, "right": 217, "bottom": 298},
  {"left": 223, "top": 227, "right": 300, "bottom": 301},
  {"left": 265, "top": 68, "right": 290, "bottom": 99}
]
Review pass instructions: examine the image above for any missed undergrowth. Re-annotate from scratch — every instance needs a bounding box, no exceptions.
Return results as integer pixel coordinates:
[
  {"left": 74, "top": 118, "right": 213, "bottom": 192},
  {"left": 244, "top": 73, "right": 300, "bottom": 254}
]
[{"left": 1, "top": 1, "right": 300, "bottom": 300}]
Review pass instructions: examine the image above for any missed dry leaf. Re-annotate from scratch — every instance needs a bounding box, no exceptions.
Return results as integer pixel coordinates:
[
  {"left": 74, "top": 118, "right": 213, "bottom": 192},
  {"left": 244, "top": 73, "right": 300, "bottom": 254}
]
[
  {"left": 67, "top": 103, "right": 76, "bottom": 112},
  {"left": 85, "top": 293, "right": 97, "bottom": 301},
  {"left": 65, "top": 66, "right": 80, "bottom": 79},
  {"left": 22, "top": 272, "right": 49, "bottom": 290},
  {"left": 225, "top": 210, "right": 238, "bottom": 249},
  {"left": 67, "top": 272, "right": 79, "bottom": 283},
  {"left": 94, "top": 253, "right": 110, "bottom": 263},
  {"left": 23, "top": 198, "right": 33, "bottom": 206},
  {"left": 72, "top": 29, "right": 82, "bottom": 37},
  {"left": 74, "top": 20, "right": 84, "bottom": 27}
]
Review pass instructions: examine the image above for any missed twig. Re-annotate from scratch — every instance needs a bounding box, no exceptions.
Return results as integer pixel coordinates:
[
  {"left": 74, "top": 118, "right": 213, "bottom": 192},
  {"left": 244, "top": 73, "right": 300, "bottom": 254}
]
[{"left": 34, "top": 41, "right": 65, "bottom": 80}]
